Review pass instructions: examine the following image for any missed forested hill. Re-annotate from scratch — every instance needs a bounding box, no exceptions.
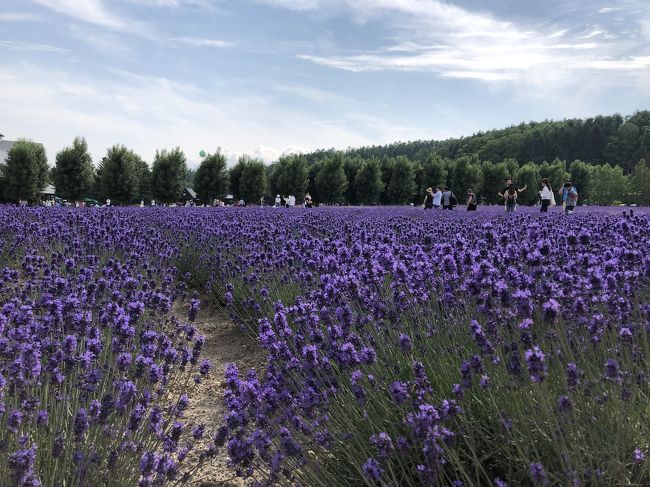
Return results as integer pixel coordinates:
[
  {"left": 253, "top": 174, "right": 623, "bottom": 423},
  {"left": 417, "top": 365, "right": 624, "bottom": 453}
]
[{"left": 304, "top": 111, "right": 650, "bottom": 174}]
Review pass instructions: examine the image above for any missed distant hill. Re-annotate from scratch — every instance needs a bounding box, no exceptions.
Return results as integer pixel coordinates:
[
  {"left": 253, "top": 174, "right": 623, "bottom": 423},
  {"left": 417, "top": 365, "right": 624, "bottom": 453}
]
[{"left": 303, "top": 111, "right": 650, "bottom": 174}]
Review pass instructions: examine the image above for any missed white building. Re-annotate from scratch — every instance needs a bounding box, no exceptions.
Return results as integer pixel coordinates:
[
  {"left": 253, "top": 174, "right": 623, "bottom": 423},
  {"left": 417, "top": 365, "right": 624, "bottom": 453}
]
[{"left": 0, "top": 134, "right": 16, "bottom": 163}]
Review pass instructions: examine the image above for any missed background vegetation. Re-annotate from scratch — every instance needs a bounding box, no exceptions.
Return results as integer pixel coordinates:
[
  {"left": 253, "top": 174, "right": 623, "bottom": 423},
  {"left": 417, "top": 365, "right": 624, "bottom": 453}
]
[{"left": 1, "top": 111, "right": 649, "bottom": 205}]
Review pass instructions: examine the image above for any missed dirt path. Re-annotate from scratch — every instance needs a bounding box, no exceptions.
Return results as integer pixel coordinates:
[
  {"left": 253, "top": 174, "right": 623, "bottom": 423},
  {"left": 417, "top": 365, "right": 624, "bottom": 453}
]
[{"left": 181, "top": 305, "right": 265, "bottom": 487}]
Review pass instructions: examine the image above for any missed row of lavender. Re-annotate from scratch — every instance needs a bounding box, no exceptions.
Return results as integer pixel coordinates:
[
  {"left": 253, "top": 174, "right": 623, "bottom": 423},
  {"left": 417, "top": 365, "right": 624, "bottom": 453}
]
[
  {"left": 0, "top": 209, "right": 218, "bottom": 487},
  {"left": 172, "top": 206, "right": 649, "bottom": 486},
  {"left": 1, "top": 206, "right": 649, "bottom": 486}
]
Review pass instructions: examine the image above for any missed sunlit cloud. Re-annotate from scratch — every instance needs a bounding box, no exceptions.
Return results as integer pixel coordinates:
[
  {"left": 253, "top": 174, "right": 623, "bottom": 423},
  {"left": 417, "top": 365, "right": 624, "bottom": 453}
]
[
  {"left": 170, "top": 37, "right": 234, "bottom": 48},
  {"left": 0, "top": 40, "right": 68, "bottom": 54}
]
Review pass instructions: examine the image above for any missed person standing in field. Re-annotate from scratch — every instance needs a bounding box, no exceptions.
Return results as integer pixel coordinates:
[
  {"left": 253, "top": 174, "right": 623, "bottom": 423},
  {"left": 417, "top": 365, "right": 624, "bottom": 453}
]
[
  {"left": 505, "top": 186, "right": 518, "bottom": 212},
  {"left": 498, "top": 179, "right": 527, "bottom": 210},
  {"left": 304, "top": 193, "right": 313, "bottom": 208},
  {"left": 432, "top": 186, "right": 442, "bottom": 208},
  {"left": 563, "top": 182, "right": 578, "bottom": 213},
  {"left": 466, "top": 189, "right": 477, "bottom": 211},
  {"left": 441, "top": 186, "right": 455, "bottom": 210},
  {"left": 423, "top": 187, "right": 434, "bottom": 209},
  {"left": 540, "top": 178, "right": 554, "bottom": 212}
]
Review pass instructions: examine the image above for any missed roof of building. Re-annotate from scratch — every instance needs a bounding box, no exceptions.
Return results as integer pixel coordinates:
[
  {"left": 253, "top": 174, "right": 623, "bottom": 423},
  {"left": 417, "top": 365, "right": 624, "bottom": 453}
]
[
  {"left": 0, "top": 140, "right": 17, "bottom": 161},
  {"left": 40, "top": 184, "right": 56, "bottom": 195},
  {"left": 184, "top": 187, "right": 198, "bottom": 199}
]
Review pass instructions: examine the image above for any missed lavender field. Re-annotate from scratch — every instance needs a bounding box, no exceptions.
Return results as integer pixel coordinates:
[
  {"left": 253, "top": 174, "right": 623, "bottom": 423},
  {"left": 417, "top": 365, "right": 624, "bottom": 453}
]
[{"left": 1, "top": 206, "right": 649, "bottom": 487}]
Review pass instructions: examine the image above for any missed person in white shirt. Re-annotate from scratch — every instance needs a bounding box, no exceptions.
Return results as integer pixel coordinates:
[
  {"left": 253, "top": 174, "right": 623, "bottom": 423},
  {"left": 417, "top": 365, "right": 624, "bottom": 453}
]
[
  {"left": 275, "top": 194, "right": 281, "bottom": 208},
  {"left": 540, "top": 178, "right": 554, "bottom": 212},
  {"left": 432, "top": 186, "right": 443, "bottom": 209},
  {"left": 288, "top": 195, "right": 296, "bottom": 207}
]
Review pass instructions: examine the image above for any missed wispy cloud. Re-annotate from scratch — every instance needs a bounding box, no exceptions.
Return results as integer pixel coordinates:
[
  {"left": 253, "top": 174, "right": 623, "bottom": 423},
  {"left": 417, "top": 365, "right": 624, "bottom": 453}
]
[
  {"left": 0, "top": 11, "right": 45, "bottom": 22},
  {"left": 279, "top": 0, "right": 650, "bottom": 96},
  {"left": 0, "top": 40, "right": 68, "bottom": 54},
  {"left": 67, "top": 24, "right": 134, "bottom": 55},
  {"left": 0, "top": 63, "right": 380, "bottom": 167},
  {"left": 31, "top": 0, "right": 130, "bottom": 30},
  {"left": 598, "top": 7, "right": 622, "bottom": 14},
  {"left": 170, "top": 36, "right": 234, "bottom": 48}
]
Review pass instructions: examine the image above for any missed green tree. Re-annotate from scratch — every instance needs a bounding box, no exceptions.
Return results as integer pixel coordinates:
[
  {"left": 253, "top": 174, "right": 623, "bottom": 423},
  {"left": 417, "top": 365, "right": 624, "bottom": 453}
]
[
  {"left": 420, "top": 153, "right": 448, "bottom": 192},
  {"left": 151, "top": 147, "right": 187, "bottom": 203},
  {"left": 96, "top": 145, "right": 141, "bottom": 205},
  {"left": 450, "top": 155, "right": 482, "bottom": 198},
  {"left": 134, "top": 158, "right": 152, "bottom": 203},
  {"left": 53, "top": 137, "right": 94, "bottom": 201},
  {"left": 273, "top": 154, "right": 309, "bottom": 198},
  {"left": 630, "top": 159, "right": 650, "bottom": 205},
  {"left": 238, "top": 157, "right": 267, "bottom": 204},
  {"left": 354, "top": 158, "right": 384, "bottom": 205},
  {"left": 343, "top": 156, "right": 361, "bottom": 204},
  {"left": 193, "top": 151, "right": 230, "bottom": 204},
  {"left": 569, "top": 160, "right": 594, "bottom": 204},
  {"left": 542, "top": 158, "right": 570, "bottom": 195},
  {"left": 481, "top": 161, "right": 510, "bottom": 204},
  {"left": 229, "top": 160, "right": 246, "bottom": 200},
  {"left": 307, "top": 159, "right": 323, "bottom": 201},
  {"left": 514, "top": 163, "right": 541, "bottom": 205},
  {"left": 3, "top": 140, "right": 49, "bottom": 202},
  {"left": 379, "top": 157, "right": 394, "bottom": 205},
  {"left": 185, "top": 168, "right": 196, "bottom": 189},
  {"left": 315, "top": 152, "right": 348, "bottom": 204},
  {"left": 502, "top": 158, "right": 520, "bottom": 181},
  {"left": 387, "top": 156, "right": 417, "bottom": 204},
  {"left": 591, "top": 164, "right": 629, "bottom": 205},
  {"left": 0, "top": 163, "right": 6, "bottom": 202}
]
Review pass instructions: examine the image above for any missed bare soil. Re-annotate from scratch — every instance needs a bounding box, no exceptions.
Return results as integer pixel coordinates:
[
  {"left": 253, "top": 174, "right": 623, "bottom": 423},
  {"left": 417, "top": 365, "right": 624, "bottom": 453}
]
[{"left": 180, "top": 305, "right": 265, "bottom": 487}]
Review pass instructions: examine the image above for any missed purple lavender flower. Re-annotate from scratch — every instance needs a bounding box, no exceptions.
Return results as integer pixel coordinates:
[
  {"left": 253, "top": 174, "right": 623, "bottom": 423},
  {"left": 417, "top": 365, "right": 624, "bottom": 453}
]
[
  {"left": 399, "top": 333, "right": 413, "bottom": 352},
  {"left": 73, "top": 408, "right": 89, "bottom": 439},
  {"left": 633, "top": 448, "right": 645, "bottom": 464},
  {"left": 362, "top": 458, "right": 382, "bottom": 482},
  {"left": 542, "top": 299, "right": 561, "bottom": 322},
  {"left": 604, "top": 358, "right": 621, "bottom": 382},
  {"left": 525, "top": 346, "right": 547, "bottom": 383},
  {"left": 557, "top": 395, "right": 572, "bottom": 413},
  {"left": 530, "top": 461, "right": 548, "bottom": 485},
  {"left": 370, "top": 432, "right": 394, "bottom": 460},
  {"left": 390, "top": 381, "right": 409, "bottom": 405},
  {"left": 188, "top": 298, "right": 200, "bottom": 322}
]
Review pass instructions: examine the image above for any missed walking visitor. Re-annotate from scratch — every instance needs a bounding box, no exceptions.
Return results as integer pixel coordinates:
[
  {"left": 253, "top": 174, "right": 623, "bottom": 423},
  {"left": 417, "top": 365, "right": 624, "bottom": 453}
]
[
  {"left": 441, "top": 187, "right": 455, "bottom": 210},
  {"left": 540, "top": 178, "right": 554, "bottom": 212},
  {"left": 423, "top": 187, "right": 434, "bottom": 209},
  {"left": 466, "top": 189, "right": 477, "bottom": 211},
  {"left": 432, "top": 186, "right": 442, "bottom": 208}
]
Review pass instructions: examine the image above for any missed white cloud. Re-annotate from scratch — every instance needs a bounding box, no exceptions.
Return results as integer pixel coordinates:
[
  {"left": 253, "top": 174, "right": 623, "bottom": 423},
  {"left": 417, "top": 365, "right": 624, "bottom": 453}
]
[
  {"left": 0, "top": 63, "right": 383, "bottom": 168},
  {"left": 598, "top": 7, "right": 622, "bottom": 14},
  {"left": 0, "top": 12, "right": 45, "bottom": 22},
  {"left": 67, "top": 24, "right": 134, "bottom": 55},
  {"left": 170, "top": 37, "right": 234, "bottom": 48},
  {"left": 280, "top": 0, "right": 650, "bottom": 97},
  {"left": 31, "top": 0, "right": 129, "bottom": 30},
  {"left": 0, "top": 40, "right": 68, "bottom": 54}
]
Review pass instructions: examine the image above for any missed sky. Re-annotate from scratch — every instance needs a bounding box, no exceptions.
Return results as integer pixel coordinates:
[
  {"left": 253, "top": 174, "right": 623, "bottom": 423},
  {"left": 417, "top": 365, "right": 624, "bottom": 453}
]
[{"left": 1, "top": 0, "right": 649, "bottom": 167}]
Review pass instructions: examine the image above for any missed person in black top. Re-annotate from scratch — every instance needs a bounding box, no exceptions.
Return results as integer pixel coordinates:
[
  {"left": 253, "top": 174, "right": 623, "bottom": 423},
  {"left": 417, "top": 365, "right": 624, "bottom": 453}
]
[
  {"left": 423, "top": 187, "right": 434, "bottom": 209},
  {"left": 466, "top": 189, "right": 477, "bottom": 211},
  {"left": 441, "top": 187, "right": 455, "bottom": 210},
  {"left": 498, "top": 178, "right": 527, "bottom": 211}
]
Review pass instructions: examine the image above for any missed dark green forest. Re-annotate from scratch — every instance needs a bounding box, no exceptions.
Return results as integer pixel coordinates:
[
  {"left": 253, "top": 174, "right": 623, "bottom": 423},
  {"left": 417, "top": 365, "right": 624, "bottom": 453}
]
[
  {"left": 303, "top": 111, "right": 650, "bottom": 174},
  {"left": 2, "top": 111, "right": 649, "bottom": 206}
]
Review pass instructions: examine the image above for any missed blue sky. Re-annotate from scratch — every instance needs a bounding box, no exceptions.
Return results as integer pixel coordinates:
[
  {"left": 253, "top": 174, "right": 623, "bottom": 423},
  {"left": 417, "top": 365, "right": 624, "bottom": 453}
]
[{"left": 1, "top": 0, "right": 649, "bottom": 167}]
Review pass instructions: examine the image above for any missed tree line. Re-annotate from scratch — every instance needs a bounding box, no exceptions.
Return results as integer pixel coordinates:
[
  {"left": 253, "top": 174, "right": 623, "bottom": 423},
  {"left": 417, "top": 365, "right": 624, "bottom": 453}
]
[
  {"left": 1, "top": 110, "right": 650, "bottom": 206},
  {"left": 304, "top": 110, "right": 650, "bottom": 175}
]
